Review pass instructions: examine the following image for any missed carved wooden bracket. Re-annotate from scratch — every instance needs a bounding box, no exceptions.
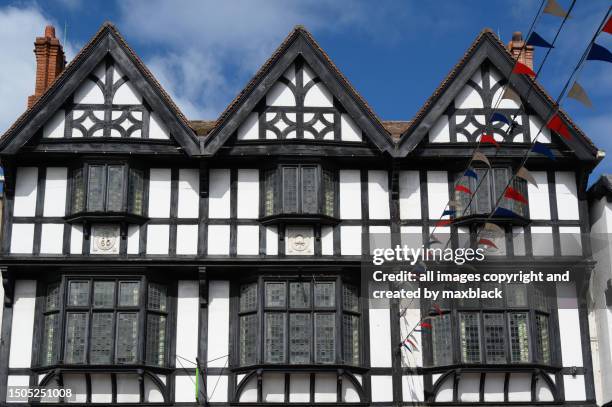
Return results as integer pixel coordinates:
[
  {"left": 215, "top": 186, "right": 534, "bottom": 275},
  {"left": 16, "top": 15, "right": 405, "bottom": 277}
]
[{"left": 1, "top": 267, "right": 13, "bottom": 307}]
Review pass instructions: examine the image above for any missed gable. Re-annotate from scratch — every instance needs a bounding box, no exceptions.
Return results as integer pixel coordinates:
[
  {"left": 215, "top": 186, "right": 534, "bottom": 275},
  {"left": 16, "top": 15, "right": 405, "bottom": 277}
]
[
  {"left": 398, "top": 30, "right": 599, "bottom": 161},
  {"left": 0, "top": 23, "right": 199, "bottom": 156},
  {"left": 203, "top": 27, "right": 394, "bottom": 156}
]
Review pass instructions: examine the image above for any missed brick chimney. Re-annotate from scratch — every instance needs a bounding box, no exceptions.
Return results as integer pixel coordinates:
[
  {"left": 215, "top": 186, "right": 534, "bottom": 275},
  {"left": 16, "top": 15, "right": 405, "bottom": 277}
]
[
  {"left": 27, "top": 25, "right": 66, "bottom": 108},
  {"left": 507, "top": 31, "right": 534, "bottom": 70}
]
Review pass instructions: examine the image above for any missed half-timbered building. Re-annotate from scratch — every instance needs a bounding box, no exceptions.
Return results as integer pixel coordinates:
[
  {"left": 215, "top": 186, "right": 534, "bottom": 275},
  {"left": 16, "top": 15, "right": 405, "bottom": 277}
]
[{"left": 0, "top": 23, "right": 603, "bottom": 405}]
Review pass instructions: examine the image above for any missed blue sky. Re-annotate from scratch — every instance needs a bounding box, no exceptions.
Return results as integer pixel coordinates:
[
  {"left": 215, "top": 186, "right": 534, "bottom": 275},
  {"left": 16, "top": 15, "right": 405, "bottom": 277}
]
[{"left": 0, "top": 0, "right": 610, "bottom": 184}]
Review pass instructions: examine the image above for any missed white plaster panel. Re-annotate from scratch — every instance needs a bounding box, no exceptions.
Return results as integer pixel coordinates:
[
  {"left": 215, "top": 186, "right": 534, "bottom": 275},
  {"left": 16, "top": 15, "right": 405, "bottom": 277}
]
[
  {"left": 314, "top": 374, "right": 337, "bottom": 402},
  {"left": 238, "top": 112, "right": 259, "bottom": 140},
  {"left": 176, "top": 281, "right": 199, "bottom": 366},
  {"left": 175, "top": 375, "right": 197, "bottom": 402},
  {"left": 207, "top": 375, "right": 228, "bottom": 402},
  {"left": 13, "top": 167, "right": 38, "bottom": 216},
  {"left": 427, "top": 171, "right": 449, "bottom": 219},
  {"left": 531, "top": 226, "right": 554, "bottom": 256},
  {"left": 508, "top": 373, "right": 531, "bottom": 401},
  {"left": 90, "top": 374, "right": 112, "bottom": 403},
  {"left": 560, "top": 226, "right": 582, "bottom": 256},
  {"left": 429, "top": 115, "right": 450, "bottom": 142},
  {"left": 207, "top": 281, "right": 230, "bottom": 367},
  {"left": 536, "top": 376, "right": 554, "bottom": 401},
  {"left": 239, "top": 376, "right": 258, "bottom": 402},
  {"left": 529, "top": 115, "right": 552, "bottom": 143},
  {"left": 148, "top": 168, "right": 171, "bottom": 218},
  {"left": 368, "top": 170, "right": 390, "bottom": 219},
  {"left": 321, "top": 226, "right": 334, "bottom": 255},
  {"left": 290, "top": 374, "right": 310, "bottom": 402},
  {"left": 342, "top": 380, "right": 360, "bottom": 402},
  {"left": 265, "top": 226, "right": 278, "bottom": 255},
  {"left": 40, "top": 223, "right": 64, "bottom": 254},
  {"left": 70, "top": 225, "right": 83, "bottom": 254},
  {"left": 63, "top": 374, "right": 87, "bottom": 403},
  {"left": 127, "top": 225, "right": 139, "bottom": 254},
  {"left": 555, "top": 171, "right": 579, "bottom": 220},
  {"left": 263, "top": 373, "right": 285, "bottom": 402},
  {"left": 146, "top": 224, "right": 170, "bottom": 255},
  {"left": 7, "top": 375, "right": 30, "bottom": 403},
  {"left": 178, "top": 169, "right": 199, "bottom": 218},
  {"left": 340, "top": 113, "right": 362, "bottom": 142},
  {"left": 435, "top": 375, "right": 453, "bottom": 402},
  {"left": 399, "top": 170, "right": 421, "bottom": 219},
  {"left": 370, "top": 375, "right": 393, "bottom": 402},
  {"left": 402, "top": 375, "right": 424, "bottom": 402},
  {"left": 483, "top": 373, "right": 505, "bottom": 402},
  {"left": 149, "top": 112, "right": 170, "bottom": 139},
  {"left": 564, "top": 374, "right": 586, "bottom": 401},
  {"left": 304, "top": 82, "right": 333, "bottom": 107},
  {"left": 237, "top": 169, "right": 259, "bottom": 219},
  {"left": 43, "top": 110, "right": 65, "bottom": 138},
  {"left": 176, "top": 224, "right": 198, "bottom": 255},
  {"left": 10, "top": 223, "right": 34, "bottom": 254},
  {"left": 527, "top": 171, "right": 551, "bottom": 220},
  {"left": 401, "top": 226, "right": 423, "bottom": 249},
  {"left": 43, "top": 167, "right": 67, "bottom": 216},
  {"left": 209, "top": 169, "right": 231, "bottom": 219},
  {"left": 369, "top": 225, "right": 391, "bottom": 255},
  {"left": 113, "top": 80, "right": 142, "bottom": 104},
  {"left": 557, "top": 283, "right": 583, "bottom": 367},
  {"left": 73, "top": 78, "right": 104, "bottom": 104},
  {"left": 237, "top": 225, "right": 259, "bottom": 255},
  {"left": 458, "top": 373, "right": 480, "bottom": 402},
  {"left": 340, "top": 225, "right": 362, "bottom": 255},
  {"left": 369, "top": 307, "right": 392, "bottom": 367},
  {"left": 144, "top": 376, "right": 164, "bottom": 402},
  {"left": 339, "top": 170, "right": 361, "bottom": 219},
  {"left": 512, "top": 227, "right": 526, "bottom": 256},
  {"left": 9, "top": 280, "right": 36, "bottom": 368},
  {"left": 455, "top": 71, "right": 484, "bottom": 108},
  {"left": 267, "top": 82, "right": 296, "bottom": 106},
  {"left": 207, "top": 224, "right": 230, "bottom": 255}
]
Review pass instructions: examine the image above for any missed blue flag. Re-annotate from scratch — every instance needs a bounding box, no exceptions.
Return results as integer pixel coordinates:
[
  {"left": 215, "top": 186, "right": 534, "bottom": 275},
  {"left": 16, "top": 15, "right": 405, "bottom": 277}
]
[
  {"left": 464, "top": 169, "right": 478, "bottom": 179},
  {"left": 442, "top": 209, "right": 456, "bottom": 216},
  {"left": 587, "top": 43, "right": 612, "bottom": 63},
  {"left": 527, "top": 31, "right": 554, "bottom": 48},
  {"left": 493, "top": 207, "right": 519, "bottom": 218},
  {"left": 533, "top": 142, "right": 555, "bottom": 160},
  {"left": 491, "top": 112, "right": 511, "bottom": 125}
]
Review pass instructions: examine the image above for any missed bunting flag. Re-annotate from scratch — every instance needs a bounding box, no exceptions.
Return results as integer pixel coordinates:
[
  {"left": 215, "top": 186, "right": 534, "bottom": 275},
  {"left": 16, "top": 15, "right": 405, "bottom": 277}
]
[
  {"left": 478, "top": 238, "right": 498, "bottom": 249},
  {"left": 512, "top": 61, "right": 536, "bottom": 77},
  {"left": 481, "top": 133, "right": 500, "bottom": 148},
  {"left": 433, "top": 303, "right": 443, "bottom": 316},
  {"left": 493, "top": 207, "right": 520, "bottom": 218},
  {"left": 567, "top": 81, "right": 593, "bottom": 108},
  {"left": 504, "top": 186, "right": 528, "bottom": 204},
  {"left": 501, "top": 87, "right": 522, "bottom": 106},
  {"left": 546, "top": 114, "right": 572, "bottom": 140},
  {"left": 533, "top": 142, "right": 555, "bottom": 160},
  {"left": 543, "top": 0, "right": 570, "bottom": 18},
  {"left": 484, "top": 222, "right": 505, "bottom": 236},
  {"left": 491, "top": 112, "right": 511, "bottom": 125},
  {"left": 442, "top": 209, "right": 456, "bottom": 216},
  {"left": 604, "top": 15, "right": 612, "bottom": 34},
  {"left": 436, "top": 219, "right": 452, "bottom": 227},
  {"left": 402, "top": 342, "right": 413, "bottom": 353},
  {"left": 527, "top": 31, "right": 554, "bottom": 48},
  {"left": 516, "top": 167, "right": 538, "bottom": 188},
  {"left": 405, "top": 338, "right": 418, "bottom": 349},
  {"left": 472, "top": 151, "right": 491, "bottom": 167},
  {"left": 464, "top": 169, "right": 478, "bottom": 179},
  {"left": 587, "top": 43, "right": 612, "bottom": 63},
  {"left": 420, "top": 322, "right": 432, "bottom": 330},
  {"left": 455, "top": 185, "right": 473, "bottom": 194}
]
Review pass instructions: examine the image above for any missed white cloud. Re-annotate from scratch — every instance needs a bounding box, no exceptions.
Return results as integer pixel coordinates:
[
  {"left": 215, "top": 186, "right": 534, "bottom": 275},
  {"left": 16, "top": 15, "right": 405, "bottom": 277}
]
[{"left": 0, "top": 5, "right": 76, "bottom": 133}]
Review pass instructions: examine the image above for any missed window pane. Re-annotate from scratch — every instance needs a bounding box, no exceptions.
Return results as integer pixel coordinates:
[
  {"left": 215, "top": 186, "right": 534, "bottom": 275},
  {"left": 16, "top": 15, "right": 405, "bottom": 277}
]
[
  {"left": 146, "top": 314, "right": 166, "bottom": 366},
  {"left": 64, "top": 313, "right": 88, "bottom": 364},
  {"left": 289, "top": 282, "right": 310, "bottom": 308},
  {"left": 45, "top": 283, "right": 60, "bottom": 311},
  {"left": 148, "top": 283, "right": 167, "bottom": 312},
  {"left": 40, "top": 314, "right": 59, "bottom": 366},
  {"left": 128, "top": 168, "right": 144, "bottom": 215},
  {"left": 484, "top": 313, "right": 506, "bottom": 363},
  {"left": 290, "top": 313, "right": 311, "bottom": 364},
  {"left": 536, "top": 314, "right": 551, "bottom": 364},
  {"left": 68, "top": 281, "right": 90, "bottom": 306},
  {"left": 93, "top": 281, "right": 114, "bottom": 308},
  {"left": 87, "top": 165, "right": 105, "bottom": 211},
  {"left": 116, "top": 313, "right": 138, "bottom": 364},
  {"left": 512, "top": 178, "right": 528, "bottom": 217},
  {"left": 301, "top": 167, "right": 318, "bottom": 213},
  {"left": 475, "top": 168, "right": 491, "bottom": 214},
  {"left": 342, "top": 314, "right": 359, "bottom": 365},
  {"left": 71, "top": 168, "right": 85, "bottom": 213},
  {"left": 118, "top": 282, "right": 140, "bottom": 306},
  {"left": 314, "top": 313, "right": 335, "bottom": 363},
  {"left": 265, "top": 282, "right": 286, "bottom": 307},
  {"left": 343, "top": 284, "right": 359, "bottom": 312},
  {"left": 460, "top": 312, "right": 481, "bottom": 363},
  {"left": 314, "top": 282, "right": 335, "bottom": 307},
  {"left": 509, "top": 312, "right": 530, "bottom": 363},
  {"left": 106, "top": 165, "right": 124, "bottom": 211},
  {"left": 432, "top": 313, "right": 452, "bottom": 365},
  {"left": 240, "top": 314, "right": 258, "bottom": 365},
  {"left": 282, "top": 167, "right": 298, "bottom": 213},
  {"left": 240, "top": 283, "right": 258, "bottom": 312},
  {"left": 90, "top": 313, "right": 113, "bottom": 364},
  {"left": 264, "top": 169, "right": 276, "bottom": 216},
  {"left": 322, "top": 169, "right": 335, "bottom": 217},
  {"left": 455, "top": 173, "right": 472, "bottom": 216},
  {"left": 264, "top": 313, "right": 286, "bottom": 363},
  {"left": 506, "top": 284, "right": 528, "bottom": 308}
]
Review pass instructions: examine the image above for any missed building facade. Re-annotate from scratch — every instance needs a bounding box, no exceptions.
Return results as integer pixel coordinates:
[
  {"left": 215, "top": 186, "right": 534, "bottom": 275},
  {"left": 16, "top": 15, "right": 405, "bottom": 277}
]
[{"left": 0, "top": 23, "right": 603, "bottom": 405}]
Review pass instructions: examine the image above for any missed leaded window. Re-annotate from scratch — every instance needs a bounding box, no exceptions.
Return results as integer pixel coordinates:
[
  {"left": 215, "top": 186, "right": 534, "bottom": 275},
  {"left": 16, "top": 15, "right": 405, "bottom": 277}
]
[
  {"left": 70, "top": 163, "right": 144, "bottom": 216},
  {"left": 238, "top": 278, "right": 360, "bottom": 366},
  {"left": 39, "top": 278, "right": 169, "bottom": 367},
  {"left": 429, "top": 284, "right": 553, "bottom": 366},
  {"left": 262, "top": 165, "right": 336, "bottom": 218}
]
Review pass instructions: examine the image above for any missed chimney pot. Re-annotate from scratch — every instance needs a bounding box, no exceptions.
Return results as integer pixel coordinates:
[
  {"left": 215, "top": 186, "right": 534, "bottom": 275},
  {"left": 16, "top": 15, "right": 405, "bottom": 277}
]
[
  {"left": 507, "top": 31, "right": 534, "bottom": 71},
  {"left": 27, "top": 25, "right": 66, "bottom": 108},
  {"left": 44, "top": 25, "right": 56, "bottom": 38}
]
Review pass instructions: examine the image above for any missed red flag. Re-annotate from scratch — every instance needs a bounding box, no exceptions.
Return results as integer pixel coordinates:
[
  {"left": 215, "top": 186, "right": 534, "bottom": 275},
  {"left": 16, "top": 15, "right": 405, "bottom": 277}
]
[
  {"left": 546, "top": 114, "right": 571, "bottom": 140},
  {"left": 435, "top": 219, "right": 452, "bottom": 227},
  {"left": 433, "top": 303, "right": 443, "bottom": 316},
  {"left": 420, "top": 322, "right": 432, "bottom": 329},
  {"left": 512, "top": 61, "right": 536, "bottom": 77},
  {"left": 504, "top": 186, "right": 528, "bottom": 204},
  {"left": 455, "top": 185, "right": 472, "bottom": 194},
  {"left": 481, "top": 133, "right": 500, "bottom": 148},
  {"left": 478, "top": 238, "right": 498, "bottom": 249},
  {"left": 603, "top": 15, "right": 612, "bottom": 34}
]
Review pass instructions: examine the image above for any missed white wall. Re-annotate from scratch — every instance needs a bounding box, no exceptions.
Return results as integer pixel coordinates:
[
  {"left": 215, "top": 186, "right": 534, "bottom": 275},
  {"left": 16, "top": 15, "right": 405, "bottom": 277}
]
[
  {"left": 176, "top": 281, "right": 199, "bottom": 366},
  {"left": 237, "top": 169, "right": 259, "bottom": 219},
  {"left": 399, "top": 170, "right": 421, "bottom": 219},
  {"left": 427, "top": 171, "right": 449, "bottom": 219},
  {"left": 339, "top": 170, "right": 361, "bottom": 219},
  {"left": 527, "top": 171, "right": 551, "bottom": 220},
  {"left": 368, "top": 170, "right": 390, "bottom": 219},
  {"left": 555, "top": 171, "right": 579, "bottom": 220},
  {"left": 43, "top": 167, "right": 67, "bottom": 216},
  {"left": 13, "top": 167, "right": 38, "bottom": 217},
  {"left": 177, "top": 169, "right": 199, "bottom": 218},
  {"left": 148, "top": 168, "right": 171, "bottom": 218},
  {"left": 9, "top": 280, "right": 36, "bottom": 368},
  {"left": 209, "top": 169, "right": 231, "bottom": 219},
  {"left": 207, "top": 281, "right": 230, "bottom": 367}
]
